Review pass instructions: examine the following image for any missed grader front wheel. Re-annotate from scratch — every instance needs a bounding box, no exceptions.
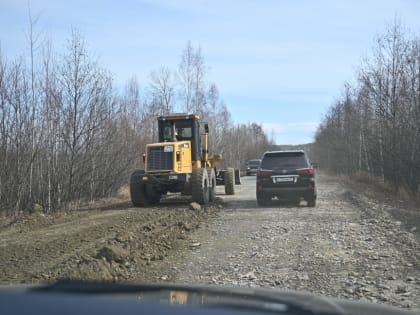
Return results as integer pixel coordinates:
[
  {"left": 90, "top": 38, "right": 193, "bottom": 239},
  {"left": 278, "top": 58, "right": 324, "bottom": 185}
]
[
  {"left": 191, "top": 168, "right": 210, "bottom": 204},
  {"left": 130, "top": 170, "right": 161, "bottom": 207}
]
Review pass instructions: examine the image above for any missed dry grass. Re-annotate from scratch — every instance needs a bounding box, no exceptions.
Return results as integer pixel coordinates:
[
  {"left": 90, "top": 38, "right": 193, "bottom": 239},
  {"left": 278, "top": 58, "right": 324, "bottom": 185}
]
[
  {"left": 1, "top": 185, "right": 132, "bottom": 220},
  {"left": 117, "top": 185, "right": 130, "bottom": 198},
  {"left": 65, "top": 185, "right": 131, "bottom": 212},
  {"left": 331, "top": 169, "right": 420, "bottom": 214}
]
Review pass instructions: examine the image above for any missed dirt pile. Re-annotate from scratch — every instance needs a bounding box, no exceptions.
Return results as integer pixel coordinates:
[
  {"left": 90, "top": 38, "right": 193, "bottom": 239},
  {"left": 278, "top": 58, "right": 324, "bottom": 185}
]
[{"left": 0, "top": 198, "right": 220, "bottom": 283}]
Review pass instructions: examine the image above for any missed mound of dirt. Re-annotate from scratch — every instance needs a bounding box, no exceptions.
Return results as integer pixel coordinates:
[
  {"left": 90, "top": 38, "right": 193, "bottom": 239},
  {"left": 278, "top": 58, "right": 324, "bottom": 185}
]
[{"left": 0, "top": 196, "right": 220, "bottom": 284}]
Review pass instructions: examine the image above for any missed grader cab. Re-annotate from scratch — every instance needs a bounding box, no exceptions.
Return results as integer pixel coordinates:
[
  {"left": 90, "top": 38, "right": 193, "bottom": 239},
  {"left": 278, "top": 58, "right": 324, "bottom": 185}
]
[{"left": 130, "top": 114, "right": 238, "bottom": 206}]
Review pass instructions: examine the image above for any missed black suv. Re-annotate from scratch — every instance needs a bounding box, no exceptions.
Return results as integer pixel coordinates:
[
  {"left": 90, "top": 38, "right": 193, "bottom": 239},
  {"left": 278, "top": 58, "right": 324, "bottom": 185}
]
[
  {"left": 245, "top": 159, "right": 261, "bottom": 176},
  {"left": 256, "top": 150, "right": 316, "bottom": 207}
]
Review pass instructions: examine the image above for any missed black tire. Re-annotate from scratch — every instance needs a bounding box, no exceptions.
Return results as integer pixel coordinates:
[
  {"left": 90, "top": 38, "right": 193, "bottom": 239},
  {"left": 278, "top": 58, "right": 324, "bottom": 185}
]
[
  {"left": 256, "top": 191, "right": 267, "bottom": 206},
  {"left": 224, "top": 167, "right": 235, "bottom": 195},
  {"left": 207, "top": 168, "right": 216, "bottom": 202},
  {"left": 130, "top": 170, "right": 144, "bottom": 206},
  {"left": 307, "top": 198, "right": 316, "bottom": 207},
  {"left": 234, "top": 169, "right": 241, "bottom": 185},
  {"left": 130, "top": 170, "right": 161, "bottom": 207},
  {"left": 191, "top": 168, "right": 210, "bottom": 204}
]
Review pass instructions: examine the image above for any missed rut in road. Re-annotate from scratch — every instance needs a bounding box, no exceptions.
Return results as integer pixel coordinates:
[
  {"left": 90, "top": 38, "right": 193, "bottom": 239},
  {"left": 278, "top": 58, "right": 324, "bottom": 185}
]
[{"left": 160, "top": 173, "right": 420, "bottom": 311}]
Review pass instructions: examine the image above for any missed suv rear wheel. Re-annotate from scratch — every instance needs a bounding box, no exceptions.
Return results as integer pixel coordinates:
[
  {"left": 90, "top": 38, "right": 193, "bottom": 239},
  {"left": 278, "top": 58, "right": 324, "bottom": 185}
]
[
  {"left": 307, "top": 198, "right": 316, "bottom": 207},
  {"left": 256, "top": 191, "right": 268, "bottom": 206}
]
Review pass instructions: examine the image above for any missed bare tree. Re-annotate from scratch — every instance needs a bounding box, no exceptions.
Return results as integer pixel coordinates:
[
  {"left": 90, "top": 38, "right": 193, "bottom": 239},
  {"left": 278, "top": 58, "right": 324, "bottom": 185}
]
[
  {"left": 178, "top": 41, "right": 207, "bottom": 117},
  {"left": 314, "top": 22, "right": 420, "bottom": 197},
  {"left": 0, "top": 30, "right": 274, "bottom": 215},
  {"left": 59, "top": 29, "right": 114, "bottom": 202},
  {"left": 149, "top": 66, "right": 175, "bottom": 115}
]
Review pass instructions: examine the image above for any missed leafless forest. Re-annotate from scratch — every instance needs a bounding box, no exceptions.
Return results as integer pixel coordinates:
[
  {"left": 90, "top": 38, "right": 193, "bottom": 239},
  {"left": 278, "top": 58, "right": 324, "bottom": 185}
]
[
  {"left": 2, "top": 21, "right": 420, "bottom": 215},
  {"left": 0, "top": 25, "right": 272, "bottom": 214},
  {"left": 314, "top": 23, "right": 420, "bottom": 199}
]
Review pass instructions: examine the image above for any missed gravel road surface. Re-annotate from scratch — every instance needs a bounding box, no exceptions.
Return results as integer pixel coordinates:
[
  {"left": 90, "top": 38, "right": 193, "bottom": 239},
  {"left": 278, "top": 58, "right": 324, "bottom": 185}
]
[
  {"left": 161, "top": 173, "right": 420, "bottom": 311},
  {"left": 0, "top": 172, "right": 419, "bottom": 311}
]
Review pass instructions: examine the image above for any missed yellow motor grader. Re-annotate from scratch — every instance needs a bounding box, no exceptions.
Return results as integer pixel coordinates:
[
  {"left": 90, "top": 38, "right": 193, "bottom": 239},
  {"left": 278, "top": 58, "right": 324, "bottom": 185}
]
[{"left": 130, "top": 114, "right": 239, "bottom": 206}]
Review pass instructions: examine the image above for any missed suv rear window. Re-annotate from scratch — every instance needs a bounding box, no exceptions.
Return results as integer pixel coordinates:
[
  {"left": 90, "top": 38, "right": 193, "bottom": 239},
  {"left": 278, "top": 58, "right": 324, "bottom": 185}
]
[{"left": 260, "top": 152, "right": 308, "bottom": 169}]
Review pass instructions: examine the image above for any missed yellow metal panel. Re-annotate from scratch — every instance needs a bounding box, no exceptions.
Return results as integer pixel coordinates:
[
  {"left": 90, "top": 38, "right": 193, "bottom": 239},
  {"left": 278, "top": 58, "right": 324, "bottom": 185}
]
[
  {"left": 147, "top": 142, "right": 177, "bottom": 148},
  {"left": 176, "top": 141, "right": 192, "bottom": 173},
  {"left": 208, "top": 154, "right": 223, "bottom": 168},
  {"left": 192, "top": 160, "right": 201, "bottom": 169},
  {"left": 145, "top": 141, "right": 194, "bottom": 174}
]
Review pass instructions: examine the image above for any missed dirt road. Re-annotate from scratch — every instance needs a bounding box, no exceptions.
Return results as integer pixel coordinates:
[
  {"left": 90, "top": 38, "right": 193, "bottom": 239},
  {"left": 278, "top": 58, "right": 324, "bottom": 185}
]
[{"left": 0, "top": 172, "right": 419, "bottom": 311}]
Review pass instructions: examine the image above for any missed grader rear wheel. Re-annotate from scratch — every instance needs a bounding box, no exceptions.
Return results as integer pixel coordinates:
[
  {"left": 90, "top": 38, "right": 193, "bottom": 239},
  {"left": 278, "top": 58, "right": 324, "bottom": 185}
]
[
  {"left": 235, "top": 169, "right": 241, "bottom": 185},
  {"left": 191, "top": 168, "right": 210, "bottom": 204},
  {"left": 224, "top": 167, "right": 235, "bottom": 195},
  {"left": 207, "top": 168, "right": 216, "bottom": 202}
]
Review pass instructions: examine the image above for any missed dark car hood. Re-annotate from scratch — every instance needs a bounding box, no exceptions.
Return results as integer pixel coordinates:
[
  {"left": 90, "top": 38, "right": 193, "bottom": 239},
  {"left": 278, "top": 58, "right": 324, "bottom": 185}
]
[{"left": 0, "top": 280, "right": 416, "bottom": 315}]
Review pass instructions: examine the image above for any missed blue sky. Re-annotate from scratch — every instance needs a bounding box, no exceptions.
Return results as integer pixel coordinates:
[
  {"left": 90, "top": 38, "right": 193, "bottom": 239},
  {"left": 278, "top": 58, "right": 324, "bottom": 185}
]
[{"left": 1, "top": 0, "right": 419, "bottom": 144}]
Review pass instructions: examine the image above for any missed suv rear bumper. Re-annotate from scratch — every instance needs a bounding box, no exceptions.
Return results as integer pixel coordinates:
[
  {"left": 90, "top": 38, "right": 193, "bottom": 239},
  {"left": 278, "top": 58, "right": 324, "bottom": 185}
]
[{"left": 257, "top": 186, "right": 316, "bottom": 200}]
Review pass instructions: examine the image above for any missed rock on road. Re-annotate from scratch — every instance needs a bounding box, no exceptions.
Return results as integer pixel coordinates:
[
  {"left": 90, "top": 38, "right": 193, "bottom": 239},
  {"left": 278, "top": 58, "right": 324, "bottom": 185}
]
[{"left": 160, "top": 173, "right": 420, "bottom": 311}]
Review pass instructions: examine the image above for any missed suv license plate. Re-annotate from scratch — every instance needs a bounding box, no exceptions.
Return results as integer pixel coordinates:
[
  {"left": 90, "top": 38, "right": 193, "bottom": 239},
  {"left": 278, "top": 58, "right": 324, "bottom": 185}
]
[{"left": 274, "top": 177, "right": 294, "bottom": 183}]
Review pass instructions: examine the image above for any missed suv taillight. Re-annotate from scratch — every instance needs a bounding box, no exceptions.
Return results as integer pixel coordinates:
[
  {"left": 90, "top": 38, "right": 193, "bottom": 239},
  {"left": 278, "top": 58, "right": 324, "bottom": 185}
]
[
  {"left": 256, "top": 169, "right": 272, "bottom": 176},
  {"left": 297, "top": 168, "right": 314, "bottom": 175}
]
